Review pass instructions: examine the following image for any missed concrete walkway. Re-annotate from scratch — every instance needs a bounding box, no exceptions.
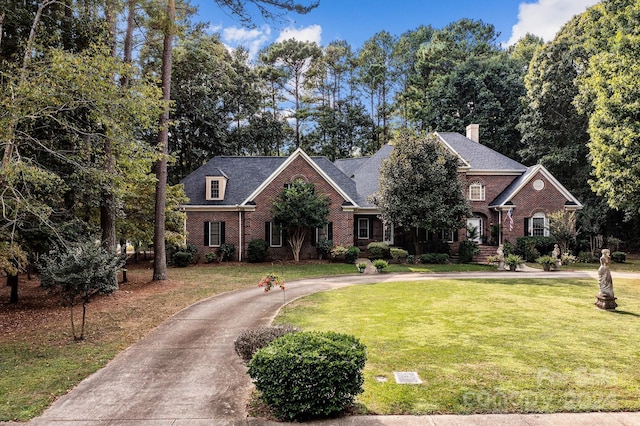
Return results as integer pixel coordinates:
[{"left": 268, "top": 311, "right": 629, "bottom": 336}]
[{"left": 28, "top": 269, "right": 640, "bottom": 425}]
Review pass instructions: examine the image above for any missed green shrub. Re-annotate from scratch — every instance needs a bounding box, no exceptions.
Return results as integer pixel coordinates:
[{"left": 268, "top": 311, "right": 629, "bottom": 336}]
[
  {"left": 247, "top": 331, "right": 366, "bottom": 421},
  {"left": 233, "top": 325, "right": 299, "bottom": 363},
  {"left": 406, "top": 254, "right": 415, "bottom": 264},
  {"left": 419, "top": 252, "right": 449, "bottom": 264},
  {"left": 458, "top": 240, "right": 479, "bottom": 263},
  {"left": 247, "top": 239, "right": 268, "bottom": 263},
  {"left": 367, "top": 242, "right": 390, "bottom": 260},
  {"left": 217, "top": 243, "right": 235, "bottom": 262},
  {"left": 516, "top": 236, "right": 555, "bottom": 262},
  {"left": 316, "top": 239, "right": 333, "bottom": 260},
  {"left": 344, "top": 246, "right": 360, "bottom": 264},
  {"left": 577, "top": 251, "right": 595, "bottom": 263},
  {"left": 330, "top": 245, "right": 348, "bottom": 260},
  {"left": 172, "top": 251, "right": 192, "bottom": 267},
  {"left": 167, "top": 243, "right": 199, "bottom": 265},
  {"left": 611, "top": 251, "right": 626, "bottom": 263},
  {"left": 205, "top": 252, "right": 217, "bottom": 263},
  {"left": 390, "top": 247, "right": 409, "bottom": 262}
]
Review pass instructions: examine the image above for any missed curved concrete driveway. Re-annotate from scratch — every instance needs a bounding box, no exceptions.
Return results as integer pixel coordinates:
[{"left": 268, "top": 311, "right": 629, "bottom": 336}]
[{"left": 31, "top": 270, "right": 640, "bottom": 426}]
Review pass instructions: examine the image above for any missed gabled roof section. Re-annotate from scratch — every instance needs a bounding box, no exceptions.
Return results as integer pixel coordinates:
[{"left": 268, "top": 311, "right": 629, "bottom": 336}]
[
  {"left": 181, "top": 156, "right": 288, "bottom": 206},
  {"left": 243, "top": 148, "right": 358, "bottom": 206},
  {"left": 436, "top": 132, "right": 527, "bottom": 173},
  {"left": 490, "top": 164, "right": 583, "bottom": 209}
]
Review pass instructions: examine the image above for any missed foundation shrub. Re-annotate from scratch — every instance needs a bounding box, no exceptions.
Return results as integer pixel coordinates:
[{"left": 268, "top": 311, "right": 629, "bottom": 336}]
[
  {"left": 247, "top": 331, "right": 366, "bottom": 421},
  {"left": 390, "top": 247, "right": 409, "bottom": 262},
  {"left": 344, "top": 246, "right": 360, "bottom": 264},
  {"left": 247, "top": 239, "right": 268, "bottom": 263},
  {"left": 367, "top": 242, "right": 390, "bottom": 260},
  {"left": 458, "top": 240, "right": 479, "bottom": 263}
]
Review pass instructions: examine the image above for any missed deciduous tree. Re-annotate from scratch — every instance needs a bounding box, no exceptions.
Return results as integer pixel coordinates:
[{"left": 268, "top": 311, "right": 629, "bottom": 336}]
[{"left": 270, "top": 181, "right": 330, "bottom": 262}]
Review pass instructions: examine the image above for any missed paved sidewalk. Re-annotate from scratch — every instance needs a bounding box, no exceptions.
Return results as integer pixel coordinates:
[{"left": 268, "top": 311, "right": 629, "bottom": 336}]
[{"left": 25, "top": 270, "right": 640, "bottom": 425}]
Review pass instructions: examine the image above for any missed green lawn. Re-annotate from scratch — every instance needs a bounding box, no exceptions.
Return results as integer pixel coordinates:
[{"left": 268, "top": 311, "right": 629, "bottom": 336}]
[
  {"left": 0, "top": 262, "right": 356, "bottom": 422},
  {"left": 276, "top": 278, "right": 640, "bottom": 415}
]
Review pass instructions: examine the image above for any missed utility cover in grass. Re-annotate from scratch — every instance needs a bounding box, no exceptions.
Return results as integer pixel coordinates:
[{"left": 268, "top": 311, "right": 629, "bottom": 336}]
[{"left": 393, "top": 371, "right": 422, "bottom": 384}]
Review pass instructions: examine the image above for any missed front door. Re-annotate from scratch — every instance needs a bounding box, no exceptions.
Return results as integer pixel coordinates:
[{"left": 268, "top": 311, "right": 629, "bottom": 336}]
[{"left": 466, "top": 217, "right": 482, "bottom": 243}]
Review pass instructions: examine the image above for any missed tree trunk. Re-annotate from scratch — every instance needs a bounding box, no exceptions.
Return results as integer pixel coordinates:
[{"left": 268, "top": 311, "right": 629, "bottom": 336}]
[
  {"left": 7, "top": 274, "right": 18, "bottom": 304},
  {"left": 288, "top": 227, "right": 305, "bottom": 262},
  {"left": 153, "top": 0, "right": 175, "bottom": 281}
]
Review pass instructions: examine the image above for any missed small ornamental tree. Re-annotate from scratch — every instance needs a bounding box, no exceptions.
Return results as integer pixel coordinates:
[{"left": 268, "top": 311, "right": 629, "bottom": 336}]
[
  {"left": 271, "top": 181, "right": 330, "bottom": 262},
  {"left": 371, "top": 130, "right": 470, "bottom": 255},
  {"left": 39, "top": 241, "right": 125, "bottom": 341}
]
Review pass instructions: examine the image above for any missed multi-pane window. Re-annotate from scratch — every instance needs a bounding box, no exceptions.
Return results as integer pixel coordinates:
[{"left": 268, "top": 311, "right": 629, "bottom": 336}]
[
  {"left": 208, "top": 221, "right": 222, "bottom": 246},
  {"left": 270, "top": 222, "right": 283, "bottom": 247},
  {"left": 358, "top": 218, "right": 369, "bottom": 239},
  {"left": 531, "top": 213, "right": 547, "bottom": 236},
  {"left": 210, "top": 180, "right": 220, "bottom": 199},
  {"left": 468, "top": 182, "right": 485, "bottom": 201}
]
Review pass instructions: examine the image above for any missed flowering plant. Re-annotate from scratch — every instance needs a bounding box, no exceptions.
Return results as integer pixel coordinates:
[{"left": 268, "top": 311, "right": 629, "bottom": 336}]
[{"left": 258, "top": 273, "right": 284, "bottom": 292}]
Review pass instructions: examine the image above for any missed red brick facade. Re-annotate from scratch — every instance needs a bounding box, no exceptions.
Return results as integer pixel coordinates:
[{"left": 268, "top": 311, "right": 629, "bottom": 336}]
[
  {"left": 184, "top": 149, "right": 580, "bottom": 261},
  {"left": 185, "top": 155, "right": 354, "bottom": 261}
]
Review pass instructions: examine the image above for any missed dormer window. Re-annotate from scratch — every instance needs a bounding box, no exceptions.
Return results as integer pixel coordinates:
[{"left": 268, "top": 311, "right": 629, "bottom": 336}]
[
  {"left": 206, "top": 176, "right": 227, "bottom": 201},
  {"left": 468, "top": 182, "right": 485, "bottom": 201}
]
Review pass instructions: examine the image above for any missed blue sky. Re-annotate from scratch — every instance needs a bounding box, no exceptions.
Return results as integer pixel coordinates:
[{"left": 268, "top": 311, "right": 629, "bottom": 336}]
[{"left": 191, "top": 0, "right": 600, "bottom": 58}]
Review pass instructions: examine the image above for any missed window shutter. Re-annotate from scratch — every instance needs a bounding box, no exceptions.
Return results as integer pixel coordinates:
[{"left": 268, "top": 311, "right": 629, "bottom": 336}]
[
  {"left": 265, "top": 222, "right": 270, "bottom": 243},
  {"left": 369, "top": 219, "right": 373, "bottom": 239},
  {"left": 220, "top": 222, "right": 226, "bottom": 243},
  {"left": 204, "top": 222, "right": 210, "bottom": 246},
  {"left": 524, "top": 218, "right": 529, "bottom": 236},
  {"left": 311, "top": 227, "right": 317, "bottom": 246},
  {"left": 453, "top": 229, "right": 459, "bottom": 242},
  {"left": 328, "top": 222, "right": 333, "bottom": 241}
]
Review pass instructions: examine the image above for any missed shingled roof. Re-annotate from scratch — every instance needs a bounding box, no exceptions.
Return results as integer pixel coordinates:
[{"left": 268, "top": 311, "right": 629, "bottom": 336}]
[{"left": 436, "top": 132, "right": 527, "bottom": 172}]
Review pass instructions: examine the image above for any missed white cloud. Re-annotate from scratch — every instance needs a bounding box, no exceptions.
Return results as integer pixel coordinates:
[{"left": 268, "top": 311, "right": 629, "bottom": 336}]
[
  {"left": 275, "top": 24, "right": 322, "bottom": 44},
  {"left": 507, "top": 0, "right": 601, "bottom": 45},
  {"left": 218, "top": 25, "right": 272, "bottom": 59}
]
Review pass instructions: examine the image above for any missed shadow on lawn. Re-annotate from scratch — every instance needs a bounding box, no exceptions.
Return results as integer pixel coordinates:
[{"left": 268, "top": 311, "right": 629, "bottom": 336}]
[{"left": 610, "top": 310, "right": 640, "bottom": 317}]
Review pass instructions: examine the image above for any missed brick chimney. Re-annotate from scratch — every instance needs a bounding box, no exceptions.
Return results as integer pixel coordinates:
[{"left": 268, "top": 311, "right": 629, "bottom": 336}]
[{"left": 466, "top": 124, "right": 479, "bottom": 143}]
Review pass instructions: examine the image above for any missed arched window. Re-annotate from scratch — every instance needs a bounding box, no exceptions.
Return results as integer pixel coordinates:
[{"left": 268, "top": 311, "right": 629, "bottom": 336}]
[{"left": 468, "top": 182, "right": 485, "bottom": 201}]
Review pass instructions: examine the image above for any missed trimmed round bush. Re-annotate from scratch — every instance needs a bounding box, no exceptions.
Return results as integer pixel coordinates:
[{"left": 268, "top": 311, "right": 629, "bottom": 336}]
[
  {"left": 247, "top": 331, "right": 367, "bottom": 421},
  {"left": 390, "top": 247, "right": 409, "bottom": 262},
  {"left": 247, "top": 239, "right": 268, "bottom": 263},
  {"left": 367, "top": 242, "right": 390, "bottom": 260},
  {"left": 234, "top": 325, "right": 299, "bottom": 363}
]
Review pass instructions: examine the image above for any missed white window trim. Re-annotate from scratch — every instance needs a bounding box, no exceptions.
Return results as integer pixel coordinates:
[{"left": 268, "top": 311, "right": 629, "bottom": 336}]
[
  {"left": 468, "top": 182, "right": 485, "bottom": 201},
  {"left": 358, "top": 218, "right": 369, "bottom": 240},
  {"left": 208, "top": 221, "right": 222, "bottom": 247},
  {"left": 530, "top": 212, "right": 549, "bottom": 237},
  {"left": 205, "top": 176, "right": 227, "bottom": 201},
  {"left": 270, "top": 222, "right": 283, "bottom": 247}
]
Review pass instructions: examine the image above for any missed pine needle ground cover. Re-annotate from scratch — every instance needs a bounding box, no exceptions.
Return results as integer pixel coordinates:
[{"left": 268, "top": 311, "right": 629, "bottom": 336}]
[{"left": 276, "top": 278, "right": 640, "bottom": 415}]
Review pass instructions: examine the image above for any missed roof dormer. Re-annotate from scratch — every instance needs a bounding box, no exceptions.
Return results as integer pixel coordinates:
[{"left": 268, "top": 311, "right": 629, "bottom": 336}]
[{"left": 205, "top": 176, "right": 228, "bottom": 201}]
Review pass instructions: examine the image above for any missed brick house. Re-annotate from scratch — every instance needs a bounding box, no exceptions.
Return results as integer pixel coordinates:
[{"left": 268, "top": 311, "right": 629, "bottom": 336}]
[{"left": 181, "top": 125, "right": 582, "bottom": 261}]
